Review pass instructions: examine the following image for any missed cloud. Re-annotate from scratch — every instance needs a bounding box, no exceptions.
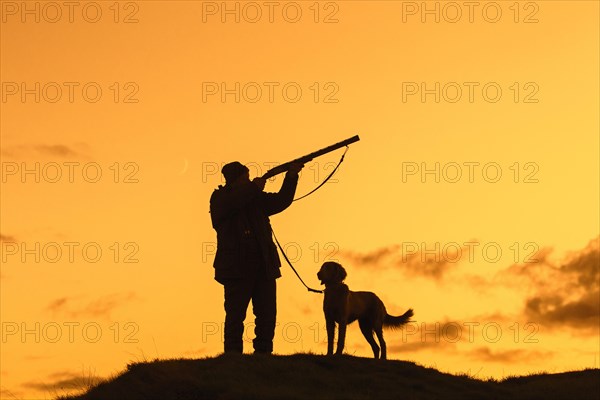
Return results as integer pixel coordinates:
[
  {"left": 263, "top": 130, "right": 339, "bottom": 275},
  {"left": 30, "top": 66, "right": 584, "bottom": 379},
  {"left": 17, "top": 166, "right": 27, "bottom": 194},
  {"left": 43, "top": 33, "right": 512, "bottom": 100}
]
[
  {"left": 390, "top": 339, "right": 459, "bottom": 354},
  {"left": 524, "top": 290, "right": 599, "bottom": 331},
  {"left": 504, "top": 237, "right": 599, "bottom": 333},
  {"left": 34, "top": 144, "right": 80, "bottom": 157},
  {"left": 341, "top": 245, "right": 400, "bottom": 265},
  {"left": 388, "top": 318, "right": 483, "bottom": 354},
  {"left": 340, "top": 236, "right": 598, "bottom": 339},
  {"left": 387, "top": 315, "right": 553, "bottom": 362},
  {"left": 562, "top": 240, "right": 600, "bottom": 289},
  {"left": 20, "top": 370, "right": 103, "bottom": 393},
  {"left": 47, "top": 297, "right": 70, "bottom": 312},
  {"left": 467, "top": 347, "right": 553, "bottom": 363},
  {"left": 0, "top": 234, "right": 17, "bottom": 242},
  {"left": 46, "top": 292, "right": 137, "bottom": 319},
  {"left": 0, "top": 235, "right": 17, "bottom": 280},
  {"left": 339, "top": 242, "right": 473, "bottom": 280},
  {"left": 1, "top": 143, "right": 86, "bottom": 158}
]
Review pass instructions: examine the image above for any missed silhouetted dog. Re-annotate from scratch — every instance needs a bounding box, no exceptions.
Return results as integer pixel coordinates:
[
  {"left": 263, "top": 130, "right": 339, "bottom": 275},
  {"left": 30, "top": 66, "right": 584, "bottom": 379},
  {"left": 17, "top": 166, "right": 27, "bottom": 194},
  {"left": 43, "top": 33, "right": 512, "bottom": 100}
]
[{"left": 317, "top": 261, "right": 414, "bottom": 359}]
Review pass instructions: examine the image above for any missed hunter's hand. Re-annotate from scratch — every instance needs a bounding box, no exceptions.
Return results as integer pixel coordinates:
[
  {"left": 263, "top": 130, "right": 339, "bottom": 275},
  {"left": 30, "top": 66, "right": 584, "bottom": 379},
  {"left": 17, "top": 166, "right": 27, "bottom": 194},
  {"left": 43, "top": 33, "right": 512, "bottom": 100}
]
[
  {"left": 252, "top": 177, "right": 266, "bottom": 190},
  {"left": 287, "top": 162, "right": 304, "bottom": 175}
]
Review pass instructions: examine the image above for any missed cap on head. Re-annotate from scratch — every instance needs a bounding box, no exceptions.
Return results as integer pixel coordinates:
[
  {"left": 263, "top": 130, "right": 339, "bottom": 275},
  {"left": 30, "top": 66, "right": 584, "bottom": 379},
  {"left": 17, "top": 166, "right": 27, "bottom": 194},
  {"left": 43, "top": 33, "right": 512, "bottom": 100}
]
[{"left": 222, "top": 161, "right": 249, "bottom": 184}]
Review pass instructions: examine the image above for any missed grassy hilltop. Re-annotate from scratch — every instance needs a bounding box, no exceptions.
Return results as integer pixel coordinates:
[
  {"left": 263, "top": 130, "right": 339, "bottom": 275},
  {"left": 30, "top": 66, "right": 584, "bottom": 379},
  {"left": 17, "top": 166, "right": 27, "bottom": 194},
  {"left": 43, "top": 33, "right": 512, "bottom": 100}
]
[{"left": 61, "top": 353, "right": 599, "bottom": 400}]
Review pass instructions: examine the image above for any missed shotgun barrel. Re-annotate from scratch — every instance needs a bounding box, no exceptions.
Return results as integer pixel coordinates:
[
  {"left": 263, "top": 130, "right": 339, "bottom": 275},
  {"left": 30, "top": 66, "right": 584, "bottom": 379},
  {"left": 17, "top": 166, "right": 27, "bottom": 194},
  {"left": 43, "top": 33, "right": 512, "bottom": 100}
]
[{"left": 261, "top": 135, "right": 360, "bottom": 179}]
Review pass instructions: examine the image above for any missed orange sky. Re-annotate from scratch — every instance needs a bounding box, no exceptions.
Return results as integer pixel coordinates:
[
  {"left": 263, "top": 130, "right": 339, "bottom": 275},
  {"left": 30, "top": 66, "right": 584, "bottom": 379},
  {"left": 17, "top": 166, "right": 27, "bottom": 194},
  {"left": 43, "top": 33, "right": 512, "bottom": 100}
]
[{"left": 1, "top": 1, "right": 599, "bottom": 398}]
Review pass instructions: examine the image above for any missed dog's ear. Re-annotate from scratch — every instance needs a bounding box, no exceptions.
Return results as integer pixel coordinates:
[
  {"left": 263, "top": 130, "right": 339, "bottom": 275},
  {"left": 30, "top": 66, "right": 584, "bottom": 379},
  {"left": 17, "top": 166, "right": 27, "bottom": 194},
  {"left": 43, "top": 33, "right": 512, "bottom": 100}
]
[
  {"left": 335, "top": 263, "right": 347, "bottom": 282},
  {"left": 319, "top": 262, "right": 332, "bottom": 275}
]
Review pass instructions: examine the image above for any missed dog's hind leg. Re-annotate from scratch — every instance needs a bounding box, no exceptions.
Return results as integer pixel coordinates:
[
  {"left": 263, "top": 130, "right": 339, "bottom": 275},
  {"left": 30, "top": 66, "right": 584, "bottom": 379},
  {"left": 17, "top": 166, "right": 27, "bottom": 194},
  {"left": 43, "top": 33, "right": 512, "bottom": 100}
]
[
  {"left": 359, "top": 320, "right": 380, "bottom": 359},
  {"left": 375, "top": 327, "right": 386, "bottom": 360}
]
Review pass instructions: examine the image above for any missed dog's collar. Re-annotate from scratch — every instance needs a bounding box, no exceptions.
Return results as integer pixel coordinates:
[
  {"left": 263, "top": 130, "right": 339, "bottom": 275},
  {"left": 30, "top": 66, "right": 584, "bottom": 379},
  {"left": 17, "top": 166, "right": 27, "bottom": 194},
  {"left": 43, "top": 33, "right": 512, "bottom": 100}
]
[{"left": 324, "top": 282, "right": 346, "bottom": 290}]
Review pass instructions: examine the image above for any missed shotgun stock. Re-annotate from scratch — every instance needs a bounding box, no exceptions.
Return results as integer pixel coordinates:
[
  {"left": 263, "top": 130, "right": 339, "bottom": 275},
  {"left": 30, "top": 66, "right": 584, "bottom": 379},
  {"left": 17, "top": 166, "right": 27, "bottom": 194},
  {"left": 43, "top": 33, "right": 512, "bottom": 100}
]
[{"left": 261, "top": 135, "right": 360, "bottom": 179}]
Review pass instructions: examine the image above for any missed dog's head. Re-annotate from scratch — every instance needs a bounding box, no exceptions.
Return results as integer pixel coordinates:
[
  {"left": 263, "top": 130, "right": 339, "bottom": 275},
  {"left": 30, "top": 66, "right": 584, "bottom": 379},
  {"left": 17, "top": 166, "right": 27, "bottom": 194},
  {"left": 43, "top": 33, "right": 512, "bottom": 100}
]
[{"left": 317, "top": 261, "right": 347, "bottom": 285}]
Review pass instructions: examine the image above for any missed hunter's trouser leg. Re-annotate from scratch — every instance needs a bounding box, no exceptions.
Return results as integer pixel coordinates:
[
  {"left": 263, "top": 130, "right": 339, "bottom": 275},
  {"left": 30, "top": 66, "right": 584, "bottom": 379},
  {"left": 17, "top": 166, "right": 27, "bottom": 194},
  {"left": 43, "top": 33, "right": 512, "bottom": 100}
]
[
  {"left": 223, "top": 279, "right": 253, "bottom": 353},
  {"left": 252, "top": 277, "right": 277, "bottom": 354}
]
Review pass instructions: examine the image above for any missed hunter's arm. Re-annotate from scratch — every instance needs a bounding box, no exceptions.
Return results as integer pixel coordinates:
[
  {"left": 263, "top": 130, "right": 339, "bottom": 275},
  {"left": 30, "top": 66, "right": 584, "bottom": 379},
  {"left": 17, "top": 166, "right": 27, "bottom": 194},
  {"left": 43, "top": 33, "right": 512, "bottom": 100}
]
[{"left": 261, "top": 171, "right": 300, "bottom": 216}]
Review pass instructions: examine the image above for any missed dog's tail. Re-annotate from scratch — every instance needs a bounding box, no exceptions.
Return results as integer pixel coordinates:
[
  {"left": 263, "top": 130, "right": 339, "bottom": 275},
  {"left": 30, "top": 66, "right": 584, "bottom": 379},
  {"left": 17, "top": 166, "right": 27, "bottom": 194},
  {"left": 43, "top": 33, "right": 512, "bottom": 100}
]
[{"left": 384, "top": 309, "right": 414, "bottom": 329}]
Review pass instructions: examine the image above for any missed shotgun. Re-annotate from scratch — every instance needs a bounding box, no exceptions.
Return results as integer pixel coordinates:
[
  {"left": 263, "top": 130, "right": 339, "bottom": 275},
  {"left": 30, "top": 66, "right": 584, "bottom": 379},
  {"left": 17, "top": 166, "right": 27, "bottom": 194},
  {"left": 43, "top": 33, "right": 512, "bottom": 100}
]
[{"left": 261, "top": 135, "right": 360, "bottom": 179}]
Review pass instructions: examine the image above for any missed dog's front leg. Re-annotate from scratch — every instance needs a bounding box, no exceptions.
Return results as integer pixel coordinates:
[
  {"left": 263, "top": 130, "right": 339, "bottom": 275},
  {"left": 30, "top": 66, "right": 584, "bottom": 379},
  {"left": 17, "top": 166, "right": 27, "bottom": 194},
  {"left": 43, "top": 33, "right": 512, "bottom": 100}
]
[
  {"left": 326, "top": 317, "right": 335, "bottom": 356},
  {"left": 335, "top": 321, "right": 346, "bottom": 355}
]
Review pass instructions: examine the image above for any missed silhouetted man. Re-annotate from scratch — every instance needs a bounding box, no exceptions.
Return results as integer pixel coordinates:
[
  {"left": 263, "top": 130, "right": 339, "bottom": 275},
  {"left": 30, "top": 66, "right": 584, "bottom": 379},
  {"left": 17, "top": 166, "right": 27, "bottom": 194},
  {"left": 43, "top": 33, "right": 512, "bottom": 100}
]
[{"left": 210, "top": 161, "right": 303, "bottom": 354}]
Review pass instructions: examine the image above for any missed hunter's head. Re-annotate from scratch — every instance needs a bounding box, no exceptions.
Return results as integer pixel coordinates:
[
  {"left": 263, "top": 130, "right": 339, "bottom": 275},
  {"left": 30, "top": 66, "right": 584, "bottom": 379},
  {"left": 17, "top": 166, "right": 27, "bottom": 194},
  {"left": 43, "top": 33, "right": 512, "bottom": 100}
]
[{"left": 222, "top": 161, "right": 249, "bottom": 185}]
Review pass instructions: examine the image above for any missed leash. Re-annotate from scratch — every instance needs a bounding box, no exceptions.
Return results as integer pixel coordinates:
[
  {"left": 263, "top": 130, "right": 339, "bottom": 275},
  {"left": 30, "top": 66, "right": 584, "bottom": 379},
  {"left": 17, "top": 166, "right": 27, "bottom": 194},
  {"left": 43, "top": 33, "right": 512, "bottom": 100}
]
[
  {"left": 293, "top": 146, "right": 349, "bottom": 202},
  {"left": 272, "top": 146, "right": 350, "bottom": 294},
  {"left": 272, "top": 228, "right": 323, "bottom": 294}
]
